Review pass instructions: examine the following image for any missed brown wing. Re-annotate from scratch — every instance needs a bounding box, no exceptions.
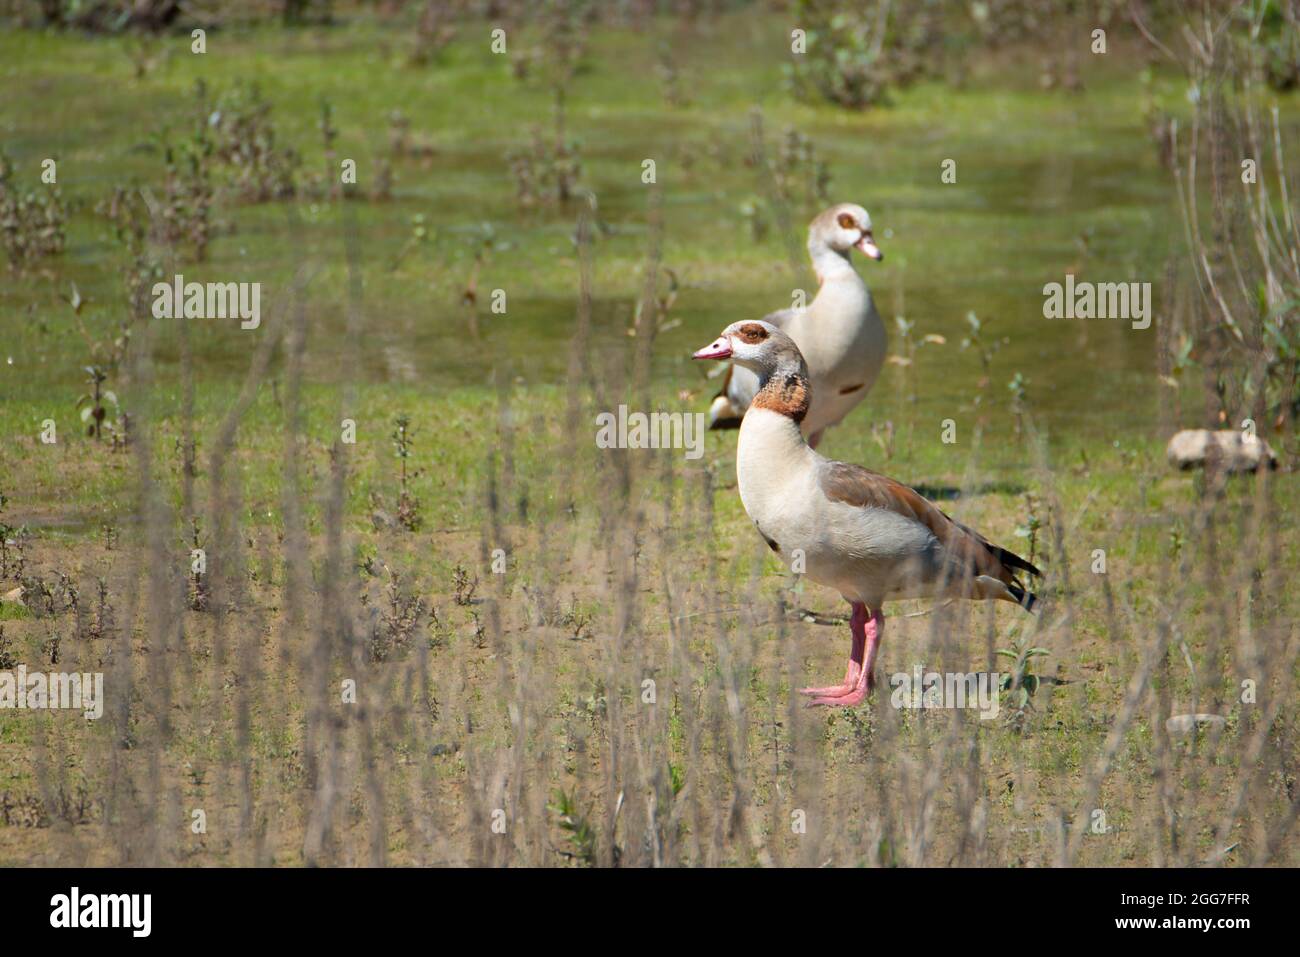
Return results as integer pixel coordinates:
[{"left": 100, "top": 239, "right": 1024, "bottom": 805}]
[{"left": 819, "top": 460, "right": 1041, "bottom": 586}]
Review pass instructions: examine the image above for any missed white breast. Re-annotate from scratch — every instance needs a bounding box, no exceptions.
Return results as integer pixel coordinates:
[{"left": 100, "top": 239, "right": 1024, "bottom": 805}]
[
  {"left": 737, "top": 408, "right": 944, "bottom": 607},
  {"left": 736, "top": 408, "right": 819, "bottom": 546}
]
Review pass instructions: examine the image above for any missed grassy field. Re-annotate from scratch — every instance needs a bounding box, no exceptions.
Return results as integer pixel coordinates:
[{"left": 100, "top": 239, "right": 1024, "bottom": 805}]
[{"left": 0, "top": 8, "right": 1297, "bottom": 866}]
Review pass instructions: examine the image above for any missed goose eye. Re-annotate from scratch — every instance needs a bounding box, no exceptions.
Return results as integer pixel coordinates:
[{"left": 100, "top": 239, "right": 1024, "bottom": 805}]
[{"left": 837, "top": 213, "right": 856, "bottom": 230}]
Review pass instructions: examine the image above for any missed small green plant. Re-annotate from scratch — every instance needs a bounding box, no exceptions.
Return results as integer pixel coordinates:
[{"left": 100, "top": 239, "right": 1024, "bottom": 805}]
[
  {"left": 428, "top": 604, "right": 449, "bottom": 650},
  {"left": 354, "top": 542, "right": 379, "bottom": 577},
  {"left": 876, "top": 834, "right": 901, "bottom": 867},
  {"left": 0, "top": 493, "right": 29, "bottom": 580},
  {"left": 157, "top": 131, "right": 214, "bottom": 260},
  {"left": 370, "top": 569, "right": 428, "bottom": 663},
  {"left": 0, "top": 792, "right": 46, "bottom": 829},
  {"left": 391, "top": 416, "right": 422, "bottom": 531},
  {"left": 77, "top": 366, "right": 118, "bottom": 440},
  {"left": 667, "top": 761, "right": 685, "bottom": 797},
  {"left": 1014, "top": 492, "right": 1043, "bottom": 568},
  {"left": 188, "top": 517, "right": 208, "bottom": 612},
  {"left": 1007, "top": 371, "right": 1028, "bottom": 434},
  {"left": 452, "top": 563, "right": 477, "bottom": 607},
  {"left": 199, "top": 80, "right": 301, "bottom": 204},
  {"left": 0, "top": 625, "right": 14, "bottom": 668},
  {"left": 997, "top": 638, "right": 1051, "bottom": 713},
  {"left": 960, "top": 312, "right": 1003, "bottom": 400},
  {"left": 79, "top": 578, "right": 114, "bottom": 642},
  {"left": 388, "top": 214, "right": 429, "bottom": 272},
  {"left": 558, "top": 597, "right": 593, "bottom": 640},
  {"left": 0, "top": 150, "right": 67, "bottom": 270},
  {"left": 469, "top": 609, "right": 486, "bottom": 649},
  {"left": 548, "top": 789, "right": 598, "bottom": 866},
  {"left": 19, "top": 574, "right": 72, "bottom": 619},
  {"left": 65, "top": 282, "right": 134, "bottom": 394}
]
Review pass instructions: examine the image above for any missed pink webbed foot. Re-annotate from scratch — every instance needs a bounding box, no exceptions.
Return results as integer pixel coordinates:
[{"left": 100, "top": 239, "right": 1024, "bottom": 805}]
[
  {"left": 806, "top": 676, "right": 873, "bottom": 708},
  {"left": 801, "top": 603, "right": 883, "bottom": 709},
  {"left": 799, "top": 683, "right": 855, "bottom": 698},
  {"left": 798, "top": 659, "right": 861, "bottom": 698}
]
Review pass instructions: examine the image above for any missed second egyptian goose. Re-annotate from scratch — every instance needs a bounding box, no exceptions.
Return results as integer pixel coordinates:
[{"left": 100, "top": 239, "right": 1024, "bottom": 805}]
[
  {"left": 708, "top": 203, "right": 887, "bottom": 448},
  {"left": 694, "top": 320, "right": 1041, "bottom": 707}
]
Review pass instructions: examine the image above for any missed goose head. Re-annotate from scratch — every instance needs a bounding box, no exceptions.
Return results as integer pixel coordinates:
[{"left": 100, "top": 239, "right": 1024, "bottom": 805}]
[
  {"left": 810, "top": 203, "right": 883, "bottom": 261},
  {"left": 693, "top": 320, "right": 807, "bottom": 378}
]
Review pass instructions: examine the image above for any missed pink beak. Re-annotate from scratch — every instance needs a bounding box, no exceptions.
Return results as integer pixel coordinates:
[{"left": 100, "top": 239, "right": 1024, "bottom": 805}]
[
  {"left": 693, "top": 336, "right": 732, "bottom": 360},
  {"left": 855, "top": 235, "right": 883, "bottom": 261}
]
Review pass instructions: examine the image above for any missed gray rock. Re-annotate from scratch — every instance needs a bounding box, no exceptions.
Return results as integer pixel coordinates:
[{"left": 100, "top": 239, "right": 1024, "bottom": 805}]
[
  {"left": 1166, "top": 713, "right": 1227, "bottom": 734},
  {"left": 1166, "top": 429, "right": 1276, "bottom": 473}
]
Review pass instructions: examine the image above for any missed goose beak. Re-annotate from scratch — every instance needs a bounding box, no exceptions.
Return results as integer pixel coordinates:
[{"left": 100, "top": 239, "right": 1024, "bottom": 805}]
[
  {"left": 855, "top": 234, "right": 883, "bottom": 261},
  {"left": 693, "top": 337, "right": 732, "bottom": 360}
]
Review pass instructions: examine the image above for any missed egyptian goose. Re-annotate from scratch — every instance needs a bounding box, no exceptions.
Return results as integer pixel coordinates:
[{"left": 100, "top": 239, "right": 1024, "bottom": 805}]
[
  {"left": 694, "top": 320, "right": 1040, "bottom": 707},
  {"left": 708, "top": 203, "right": 887, "bottom": 449}
]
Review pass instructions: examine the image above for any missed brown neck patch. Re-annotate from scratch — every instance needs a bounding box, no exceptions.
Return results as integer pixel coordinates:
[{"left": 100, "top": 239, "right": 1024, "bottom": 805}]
[{"left": 751, "top": 370, "right": 810, "bottom": 423}]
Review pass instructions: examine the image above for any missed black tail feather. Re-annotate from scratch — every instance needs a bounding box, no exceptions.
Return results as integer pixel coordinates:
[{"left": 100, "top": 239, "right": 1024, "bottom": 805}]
[{"left": 994, "top": 545, "right": 1041, "bottom": 579}]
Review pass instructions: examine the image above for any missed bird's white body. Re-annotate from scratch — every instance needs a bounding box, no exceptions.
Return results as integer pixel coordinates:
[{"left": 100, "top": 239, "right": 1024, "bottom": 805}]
[
  {"left": 695, "top": 308, "right": 1038, "bottom": 707},
  {"left": 737, "top": 407, "right": 940, "bottom": 609},
  {"left": 715, "top": 205, "right": 887, "bottom": 442},
  {"left": 782, "top": 253, "right": 887, "bottom": 438}
]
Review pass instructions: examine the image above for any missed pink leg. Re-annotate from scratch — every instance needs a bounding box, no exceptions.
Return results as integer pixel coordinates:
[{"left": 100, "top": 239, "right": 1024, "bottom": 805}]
[
  {"left": 798, "top": 603, "right": 867, "bottom": 697},
  {"left": 801, "top": 604, "right": 883, "bottom": 708}
]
